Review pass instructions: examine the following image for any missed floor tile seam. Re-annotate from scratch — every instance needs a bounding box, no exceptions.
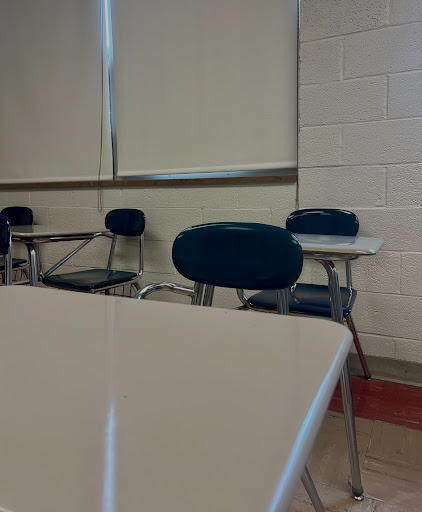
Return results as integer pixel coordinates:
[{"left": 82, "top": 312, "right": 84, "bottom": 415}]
[
  {"left": 364, "top": 453, "right": 422, "bottom": 472},
  {"left": 362, "top": 465, "right": 422, "bottom": 488},
  {"left": 365, "top": 419, "right": 378, "bottom": 458}
]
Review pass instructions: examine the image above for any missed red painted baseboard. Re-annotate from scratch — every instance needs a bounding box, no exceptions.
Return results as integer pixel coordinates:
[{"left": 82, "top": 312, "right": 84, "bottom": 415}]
[{"left": 329, "top": 377, "right": 422, "bottom": 431}]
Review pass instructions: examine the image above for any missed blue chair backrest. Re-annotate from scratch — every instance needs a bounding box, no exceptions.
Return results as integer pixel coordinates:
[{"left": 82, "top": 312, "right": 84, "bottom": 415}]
[
  {"left": 286, "top": 209, "right": 359, "bottom": 236},
  {"left": 172, "top": 222, "right": 303, "bottom": 290},
  {"left": 0, "top": 215, "right": 10, "bottom": 256},
  {"left": 105, "top": 209, "right": 146, "bottom": 236},
  {"left": 1, "top": 206, "right": 33, "bottom": 226}
]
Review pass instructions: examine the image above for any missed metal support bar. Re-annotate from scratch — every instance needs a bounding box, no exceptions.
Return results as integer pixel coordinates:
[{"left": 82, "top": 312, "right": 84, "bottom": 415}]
[
  {"left": 43, "top": 238, "right": 94, "bottom": 278},
  {"left": 5, "top": 233, "right": 12, "bottom": 285},
  {"left": 341, "top": 360, "right": 364, "bottom": 499},
  {"left": 132, "top": 281, "right": 141, "bottom": 292},
  {"left": 191, "top": 282, "right": 204, "bottom": 306},
  {"left": 276, "top": 288, "right": 290, "bottom": 315},
  {"left": 134, "top": 282, "right": 195, "bottom": 300},
  {"left": 139, "top": 233, "right": 144, "bottom": 275},
  {"left": 27, "top": 243, "right": 38, "bottom": 287},
  {"left": 0, "top": 267, "right": 30, "bottom": 286},
  {"left": 317, "top": 260, "right": 343, "bottom": 323},
  {"left": 289, "top": 283, "right": 300, "bottom": 304},
  {"left": 345, "top": 260, "right": 353, "bottom": 290},
  {"left": 34, "top": 244, "right": 43, "bottom": 278},
  {"left": 11, "top": 279, "right": 30, "bottom": 286},
  {"left": 345, "top": 314, "right": 371, "bottom": 380},
  {"left": 317, "top": 259, "right": 364, "bottom": 500},
  {"left": 202, "top": 285, "right": 215, "bottom": 307},
  {"left": 236, "top": 288, "right": 251, "bottom": 308},
  {"left": 107, "top": 234, "right": 118, "bottom": 270},
  {"left": 301, "top": 466, "right": 325, "bottom": 512},
  {"left": 103, "top": 0, "right": 118, "bottom": 179},
  {"left": 236, "top": 287, "right": 273, "bottom": 312}
]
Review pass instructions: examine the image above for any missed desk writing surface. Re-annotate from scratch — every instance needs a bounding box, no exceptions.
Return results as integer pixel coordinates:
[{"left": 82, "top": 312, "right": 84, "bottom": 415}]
[
  {"left": 11, "top": 225, "right": 108, "bottom": 238},
  {"left": 295, "top": 233, "right": 384, "bottom": 256},
  {"left": 0, "top": 287, "right": 351, "bottom": 512}
]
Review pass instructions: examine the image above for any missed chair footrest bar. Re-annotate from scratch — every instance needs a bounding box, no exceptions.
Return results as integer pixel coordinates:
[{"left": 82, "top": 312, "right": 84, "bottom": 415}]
[{"left": 135, "top": 282, "right": 195, "bottom": 300}]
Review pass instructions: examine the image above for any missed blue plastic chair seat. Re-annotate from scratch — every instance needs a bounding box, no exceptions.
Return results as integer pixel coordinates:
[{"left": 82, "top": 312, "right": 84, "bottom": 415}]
[
  {"left": 42, "top": 269, "right": 137, "bottom": 292},
  {"left": 248, "top": 284, "right": 357, "bottom": 317},
  {"left": 0, "top": 257, "right": 27, "bottom": 271}
]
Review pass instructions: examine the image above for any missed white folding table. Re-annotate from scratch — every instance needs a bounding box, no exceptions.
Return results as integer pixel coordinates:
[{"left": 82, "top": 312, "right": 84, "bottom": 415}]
[{"left": 0, "top": 286, "right": 352, "bottom": 512}]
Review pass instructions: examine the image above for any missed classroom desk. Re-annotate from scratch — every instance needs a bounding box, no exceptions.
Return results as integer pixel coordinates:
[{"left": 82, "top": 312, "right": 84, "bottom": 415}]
[
  {"left": 295, "top": 233, "right": 384, "bottom": 499},
  {"left": 11, "top": 225, "right": 111, "bottom": 286},
  {"left": 0, "top": 286, "right": 352, "bottom": 512},
  {"left": 237, "top": 233, "right": 384, "bottom": 499}
]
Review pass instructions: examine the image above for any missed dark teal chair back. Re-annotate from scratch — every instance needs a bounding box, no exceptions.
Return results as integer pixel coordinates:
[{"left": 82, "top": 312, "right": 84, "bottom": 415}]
[
  {"left": 0, "top": 215, "right": 10, "bottom": 256},
  {"left": 1, "top": 207, "right": 33, "bottom": 226},
  {"left": 172, "top": 222, "right": 303, "bottom": 290},
  {"left": 105, "top": 209, "right": 146, "bottom": 236},
  {"left": 286, "top": 209, "right": 359, "bottom": 236}
]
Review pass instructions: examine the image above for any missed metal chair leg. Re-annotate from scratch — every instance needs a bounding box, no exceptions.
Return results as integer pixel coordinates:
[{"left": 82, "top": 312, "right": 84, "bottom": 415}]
[
  {"left": 341, "top": 360, "right": 364, "bottom": 500},
  {"left": 318, "top": 259, "right": 364, "bottom": 500},
  {"left": 27, "top": 243, "right": 39, "bottom": 287},
  {"left": 202, "top": 284, "right": 215, "bottom": 307},
  {"left": 130, "top": 281, "right": 141, "bottom": 297},
  {"left": 345, "top": 314, "right": 371, "bottom": 380},
  {"left": 301, "top": 466, "right": 325, "bottom": 512}
]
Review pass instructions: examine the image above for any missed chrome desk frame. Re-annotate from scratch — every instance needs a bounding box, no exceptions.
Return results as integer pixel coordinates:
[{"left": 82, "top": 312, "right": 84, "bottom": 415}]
[
  {"left": 0, "top": 230, "right": 23, "bottom": 286},
  {"left": 11, "top": 228, "right": 144, "bottom": 293},
  {"left": 309, "top": 253, "right": 364, "bottom": 499},
  {"left": 0, "top": 229, "right": 13, "bottom": 286},
  {"left": 311, "top": 254, "right": 364, "bottom": 499},
  {"left": 239, "top": 251, "right": 365, "bottom": 500}
]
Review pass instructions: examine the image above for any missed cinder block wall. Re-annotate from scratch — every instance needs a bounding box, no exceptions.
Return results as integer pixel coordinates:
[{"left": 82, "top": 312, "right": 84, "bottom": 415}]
[{"left": 299, "top": 0, "right": 422, "bottom": 363}]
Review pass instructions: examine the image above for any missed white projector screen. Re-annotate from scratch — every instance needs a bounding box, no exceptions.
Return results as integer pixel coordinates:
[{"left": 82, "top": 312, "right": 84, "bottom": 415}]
[
  {"left": 0, "top": 0, "right": 111, "bottom": 183},
  {"left": 111, "top": 0, "right": 298, "bottom": 177}
]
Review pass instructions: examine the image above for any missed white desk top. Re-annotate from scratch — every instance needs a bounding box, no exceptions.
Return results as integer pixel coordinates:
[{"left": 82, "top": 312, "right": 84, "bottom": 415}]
[
  {"left": 0, "top": 287, "right": 352, "bottom": 512},
  {"left": 295, "top": 233, "right": 384, "bottom": 257}
]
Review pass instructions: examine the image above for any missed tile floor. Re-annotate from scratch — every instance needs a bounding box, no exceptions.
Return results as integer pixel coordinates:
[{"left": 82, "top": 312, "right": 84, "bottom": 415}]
[{"left": 290, "top": 404, "right": 422, "bottom": 511}]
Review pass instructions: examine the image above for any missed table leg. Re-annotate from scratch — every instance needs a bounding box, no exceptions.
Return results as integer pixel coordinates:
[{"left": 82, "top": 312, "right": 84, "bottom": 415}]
[
  {"left": 276, "top": 288, "right": 290, "bottom": 315},
  {"left": 341, "top": 359, "right": 364, "bottom": 499},
  {"left": 301, "top": 466, "right": 325, "bottom": 512},
  {"left": 5, "top": 242, "right": 12, "bottom": 285},
  {"left": 317, "top": 259, "right": 364, "bottom": 500},
  {"left": 27, "top": 243, "right": 39, "bottom": 287},
  {"left": 35, "top": 244, "right": 43, "bottom": 277}
]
